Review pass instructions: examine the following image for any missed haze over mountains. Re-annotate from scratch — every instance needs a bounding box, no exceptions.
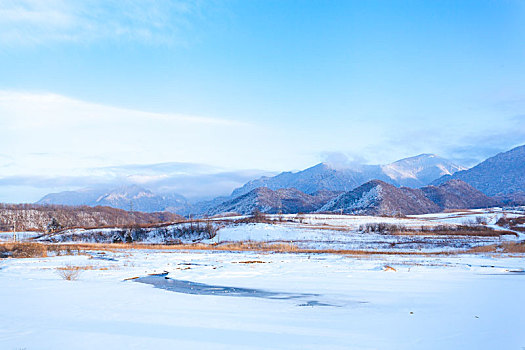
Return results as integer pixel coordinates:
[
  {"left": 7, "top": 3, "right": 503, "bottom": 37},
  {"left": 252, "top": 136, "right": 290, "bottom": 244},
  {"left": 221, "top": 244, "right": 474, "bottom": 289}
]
[
  {"left": 38, "top": 154, "right": 462, "bottom": 214},
  {"left": 232, "top": 154, "right": 464, "bottom": 197},
  {"left": 35, "top": 145, "right": 525, "bottom": 216}
]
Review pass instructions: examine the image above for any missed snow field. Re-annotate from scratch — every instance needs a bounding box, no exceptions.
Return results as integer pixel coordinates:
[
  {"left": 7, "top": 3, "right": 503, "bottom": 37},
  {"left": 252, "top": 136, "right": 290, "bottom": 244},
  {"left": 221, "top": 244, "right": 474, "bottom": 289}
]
[{"left": 0, "top": 249, "right": 524, "bottom": 349}]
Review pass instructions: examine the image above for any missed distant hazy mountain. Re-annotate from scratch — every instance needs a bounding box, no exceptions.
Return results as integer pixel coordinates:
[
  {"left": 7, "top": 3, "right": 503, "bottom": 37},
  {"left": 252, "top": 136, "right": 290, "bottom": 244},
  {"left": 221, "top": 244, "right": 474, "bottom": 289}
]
[
  {"left": 36, "top": 187, "right": 103, "bottom": 207},
  {"left": 38, "top": 185, "right": 189, "bottom": 214},
  {"left": 231, "top": 154, "right": 464, "bottom": 197},
  {"left": 319, "top": 179, "right": 496, "bottom": 216},
  {"left": 207, "top": 188, "right": 341, "bottom": 216},
  {"left": 188, "top": 195, "right": 233, "bottom": 216},
  {"left": 432, "top": 144, "right": 525, "bottom": 198}
]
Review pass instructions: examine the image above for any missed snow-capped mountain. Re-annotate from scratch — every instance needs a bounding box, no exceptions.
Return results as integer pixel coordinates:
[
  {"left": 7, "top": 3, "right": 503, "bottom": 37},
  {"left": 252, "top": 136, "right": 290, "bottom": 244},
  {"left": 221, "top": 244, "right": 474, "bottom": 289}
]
[
  {"left": 38, "top": 185, "right": 189, "bottom": 214},
  {"left": 432, "top": 144, "right": 525, "bottom": 200},
  {"left": 231, "top": 154, "right": 464, "bottom": 197},
  {"left": 230, "top": 162, "right": 387, "bottom": 198},
  {"left": 381, "top": 154, "right": 466, "bottom": 187}
]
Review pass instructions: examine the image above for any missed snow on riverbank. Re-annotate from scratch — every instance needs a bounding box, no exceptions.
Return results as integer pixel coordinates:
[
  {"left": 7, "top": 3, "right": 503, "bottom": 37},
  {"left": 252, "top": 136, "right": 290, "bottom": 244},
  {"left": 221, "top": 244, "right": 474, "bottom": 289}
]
[{"left": 0, "top": 249, "right": 524, "bottom": 349}]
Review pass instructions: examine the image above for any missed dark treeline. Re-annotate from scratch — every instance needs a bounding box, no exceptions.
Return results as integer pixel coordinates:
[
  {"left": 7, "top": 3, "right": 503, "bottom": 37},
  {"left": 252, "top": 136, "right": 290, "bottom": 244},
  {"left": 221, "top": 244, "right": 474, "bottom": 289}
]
[{"left": 0, "top": 203, "right": 184, "bottom": 232}]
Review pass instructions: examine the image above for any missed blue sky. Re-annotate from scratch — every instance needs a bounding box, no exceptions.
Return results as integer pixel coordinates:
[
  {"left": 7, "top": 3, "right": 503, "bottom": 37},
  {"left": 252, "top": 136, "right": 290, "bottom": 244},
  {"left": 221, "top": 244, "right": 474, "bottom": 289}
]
[{"left": 1, "top": 0, "right": 525, "bottom": 201}]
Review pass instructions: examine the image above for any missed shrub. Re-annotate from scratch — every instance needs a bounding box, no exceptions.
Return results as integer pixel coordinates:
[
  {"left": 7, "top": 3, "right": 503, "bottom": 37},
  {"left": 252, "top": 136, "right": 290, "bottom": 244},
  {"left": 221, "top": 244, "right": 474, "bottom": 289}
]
[
  {"left": 475, "top": 216, "right": 488, "bottom": 225},
  {"left": 235, "top": 210, "right": 273, "bottom": 224},
  {"left": 295, "top": 213, "right": 306, "bottom": 223},
  {"left": 359, "top": 223, "right": 407, "bottom": 234},
  {"left": 56, "top": 264, "right": 82, "bottom": 280}
]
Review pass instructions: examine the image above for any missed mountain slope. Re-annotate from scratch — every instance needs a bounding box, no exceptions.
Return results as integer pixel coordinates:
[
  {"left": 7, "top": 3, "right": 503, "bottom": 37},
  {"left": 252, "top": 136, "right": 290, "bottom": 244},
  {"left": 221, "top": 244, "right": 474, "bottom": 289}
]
[
  {"left": 319, "top": 179, "right": 498, "bottom": 216},
  {"left": 422, "top": 180, "right": 499, "bottom": 210},
  {"left": 432, "top": 144, "right": 525, "bottom": 196},
  {"left": 207, "top": 187, "right": 341, "bottom": 216},
  {"left": 319, "top": 180, "right": 440, "bottom": 216}
]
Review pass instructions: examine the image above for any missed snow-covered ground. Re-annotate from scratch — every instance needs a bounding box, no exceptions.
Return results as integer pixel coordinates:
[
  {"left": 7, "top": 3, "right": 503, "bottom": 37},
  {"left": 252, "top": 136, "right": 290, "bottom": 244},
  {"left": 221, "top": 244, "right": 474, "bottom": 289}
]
[
  {"left": 208, "top": 223, "right": 513, "bottom": 252},
  {"left": 259, "top": 213, "right": 454, "bottom": 229},
  {"left": 207, "top": 208, "right": 523, "bottom": 252},
  {"left": 1, "top": 249, "right": 524, "bottom": 349},
  {"left": 409, "top": 208, "right": 521, "bottom": 225},
  {"left": 0, "top": 231, "right": 41, "bottom": 241},
  {"left": 9, "top": 207, "right": 519, "bottom": 252}
]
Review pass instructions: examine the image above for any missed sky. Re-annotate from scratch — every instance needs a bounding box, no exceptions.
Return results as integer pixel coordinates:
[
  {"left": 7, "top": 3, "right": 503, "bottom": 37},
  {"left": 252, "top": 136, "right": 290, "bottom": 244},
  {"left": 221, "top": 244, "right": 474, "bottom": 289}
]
[{"left": 1, "top": 0, "right": 525, "bottom": 202}]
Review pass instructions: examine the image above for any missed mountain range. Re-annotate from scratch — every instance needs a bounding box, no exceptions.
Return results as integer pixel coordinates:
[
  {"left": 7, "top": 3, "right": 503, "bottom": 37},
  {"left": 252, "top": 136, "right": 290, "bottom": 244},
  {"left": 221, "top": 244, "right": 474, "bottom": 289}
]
[
  {"left": 38, "top": 185, "right": 189, "bottom": 214},
  {"left": 36, "top": 145, "right": 525, "bottom": 216},
  {"left": 231, "top": 154, "right": 464, "bottom": 197},
  {"left": 432, "top": 145, "right": 525, "bottom": 203},
  {"left": 203, "top": 178, "right": 496, "bottom": 217}
]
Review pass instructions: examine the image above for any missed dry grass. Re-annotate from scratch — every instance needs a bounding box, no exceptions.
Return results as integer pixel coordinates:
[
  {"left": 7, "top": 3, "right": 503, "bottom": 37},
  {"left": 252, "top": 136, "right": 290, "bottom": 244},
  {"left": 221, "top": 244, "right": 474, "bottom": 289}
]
[
  {"left": 496, "top": 216, "right": 525, "bottom": 233},
  {"left": 0, "top": 241, "right": 443, "bottom": 256},
  {"left": 0, "top": 242, "right": 83, "bottom": 259},
  {"left": 55, "top": 263, "right": 119, "bottom": 280},
  {"left": 4, "top": 239, "right": 524, "bottom": 258},
  {"left": 217, "top": 241, "right": 299, "bottom": 252},
  {"left": 466, "top": 241, "right": 525, "bottom": 254},
  {"left": 0, "top": 242, "right": 48, "bottom": 258},
  {"left": 442, "top": 209, "right": 477, "bottom": 214}
]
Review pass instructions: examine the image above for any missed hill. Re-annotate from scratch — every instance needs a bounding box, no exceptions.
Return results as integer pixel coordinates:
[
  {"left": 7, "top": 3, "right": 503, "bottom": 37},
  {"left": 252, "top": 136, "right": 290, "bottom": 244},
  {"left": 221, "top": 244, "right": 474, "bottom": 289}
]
[
  {"left": 422, "top": 179, "right": 499, "bottom": 210},
  {"left": 207, "top": 188, "right": 341, "bottom": 216},
  {"left": 0, "top": 203, "right": 183, "bottom": 232},
  {"left": 319, "top": 179, "right": 498, "bottom": 216},
  {"left": 319, "top": 180, "right": 439, "bottom": 216}
]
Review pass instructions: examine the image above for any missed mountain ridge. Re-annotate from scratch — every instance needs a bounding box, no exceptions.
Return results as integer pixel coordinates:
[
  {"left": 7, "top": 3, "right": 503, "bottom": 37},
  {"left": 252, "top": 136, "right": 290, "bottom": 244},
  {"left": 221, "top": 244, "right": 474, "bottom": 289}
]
[
  {"left": 231, "top": 154, "right": 464, "bottom": 198},
  {"left": 432, "top": 144, "right": 525, "bottom": 199},
  {"left": 318, "top": 179, "right": 497, "bottom": 216}
]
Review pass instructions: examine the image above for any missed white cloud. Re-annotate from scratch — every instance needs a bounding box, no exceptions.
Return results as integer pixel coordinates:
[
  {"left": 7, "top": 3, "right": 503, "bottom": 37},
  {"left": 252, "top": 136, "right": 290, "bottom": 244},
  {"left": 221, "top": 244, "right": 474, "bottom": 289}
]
[
  {"left": 0, "top": 0, "right": 206, "bottom": 45},
  {"left": 0, "top": 90, "right": 283, "bottom": 175}
]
